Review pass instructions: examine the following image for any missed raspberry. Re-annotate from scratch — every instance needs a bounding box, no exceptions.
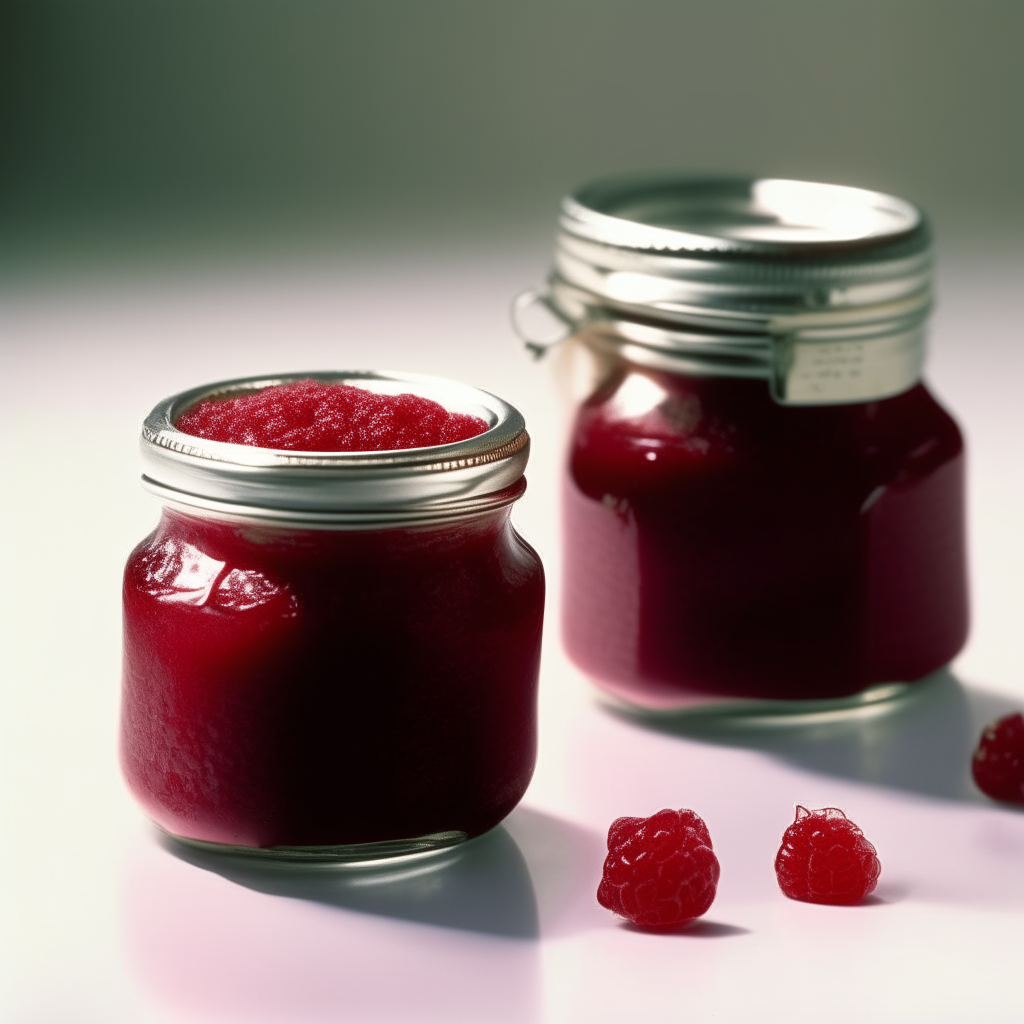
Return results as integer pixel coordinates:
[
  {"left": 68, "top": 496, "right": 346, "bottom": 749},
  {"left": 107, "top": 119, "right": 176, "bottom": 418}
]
[
  {"left": 597, "top": 808, "right": 720, "bottom": 929},
  {"left": 775, "top": 806, "right": 880, "bottom": 905},
  {"left": 972, "top": 713, "right": 1024, "bottom": 805}
]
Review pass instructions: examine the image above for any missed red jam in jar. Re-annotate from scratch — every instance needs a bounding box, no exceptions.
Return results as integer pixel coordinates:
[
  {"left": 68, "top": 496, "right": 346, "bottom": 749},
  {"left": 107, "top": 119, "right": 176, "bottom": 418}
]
[
  {"left": 176, "top": 378, "right": 488, "bottom": 450},
  {"left": 518, "top": 175, "right": 968, "bottom": 710},
  {"left": 121, "top": 372, "right": 544, "bottom": 857}
]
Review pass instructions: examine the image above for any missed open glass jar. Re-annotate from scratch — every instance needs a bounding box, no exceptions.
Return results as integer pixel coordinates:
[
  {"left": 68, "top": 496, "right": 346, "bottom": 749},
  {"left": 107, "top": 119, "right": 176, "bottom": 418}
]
[
  {"left": 516, "top": 176, "right": 968, "bottom": 713},
  {"left": 121, "top": 371, "right": 545, "bottom": 860}
]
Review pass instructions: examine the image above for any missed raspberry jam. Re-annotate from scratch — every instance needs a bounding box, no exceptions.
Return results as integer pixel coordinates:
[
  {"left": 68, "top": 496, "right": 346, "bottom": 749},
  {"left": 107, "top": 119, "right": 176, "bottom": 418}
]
[
  {"left": 518, "top": 175, "right": 969, "bottom": 709},
  {"left": 564, "top": 370, "right": 967, "bottom": 704},
  {"left": 176, "top": 379, "right": 488, "bottom": 451},
  {"left": 121, "top": 372, "right": 544, "bottom": 858}
]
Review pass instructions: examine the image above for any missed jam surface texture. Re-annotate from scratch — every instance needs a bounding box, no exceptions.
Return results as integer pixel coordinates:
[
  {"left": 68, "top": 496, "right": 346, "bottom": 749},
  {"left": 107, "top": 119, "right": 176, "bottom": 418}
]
[
  {"left": 564, "top": 369, "right": 969, "bottom": 705},
  {"left": 176, "top": 379, "right": 488, "bottom": 451},
  {"left": 121, "top": 508, "right": 544, "bottom": 848}
]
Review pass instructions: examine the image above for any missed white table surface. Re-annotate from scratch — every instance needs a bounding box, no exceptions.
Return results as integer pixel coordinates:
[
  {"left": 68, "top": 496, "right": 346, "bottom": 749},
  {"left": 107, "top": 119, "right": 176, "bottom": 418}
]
[{"left": 3, "top": 246, "right": 1023, "bottom": 1024}]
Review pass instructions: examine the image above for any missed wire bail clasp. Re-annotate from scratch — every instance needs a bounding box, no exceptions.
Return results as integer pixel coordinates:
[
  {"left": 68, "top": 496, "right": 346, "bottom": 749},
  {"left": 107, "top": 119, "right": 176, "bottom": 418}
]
[{"left": 510, "top": 287, "right": 575, "bottom": 359}]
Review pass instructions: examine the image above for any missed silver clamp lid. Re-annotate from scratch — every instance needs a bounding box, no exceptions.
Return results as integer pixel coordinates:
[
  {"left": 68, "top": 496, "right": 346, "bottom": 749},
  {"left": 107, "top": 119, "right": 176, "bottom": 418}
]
[
  {"left": 141, "top": 371, "right": 530, "bottom": 527},
  {"left": 514, "top": 175, "right": 933, "bottom": 405}
]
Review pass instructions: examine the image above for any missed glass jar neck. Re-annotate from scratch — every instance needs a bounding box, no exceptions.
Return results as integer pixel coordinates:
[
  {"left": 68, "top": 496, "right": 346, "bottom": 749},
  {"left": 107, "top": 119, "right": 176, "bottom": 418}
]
[
  {"left": 151, "top": 477, "right": 528, "bottom": 533},
  {"left": 569, "top": 306, "right": 927, "bottom": 407},
  {"left": 158, "top": 502, "right": 517, "bottom": 542}
]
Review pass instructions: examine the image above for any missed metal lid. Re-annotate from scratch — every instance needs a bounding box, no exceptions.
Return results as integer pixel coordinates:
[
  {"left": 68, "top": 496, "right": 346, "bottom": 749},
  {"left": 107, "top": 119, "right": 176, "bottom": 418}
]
[
  {"left": 515, "top": 175, "right": 934, "bottom": 405},
  {"left": 140, "top": 371, "right": 530, "bottom": 527}
]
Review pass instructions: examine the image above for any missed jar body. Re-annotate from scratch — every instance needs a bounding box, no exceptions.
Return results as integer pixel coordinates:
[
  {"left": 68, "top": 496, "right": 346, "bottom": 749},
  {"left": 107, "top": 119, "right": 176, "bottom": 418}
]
[
  {"left": 563, "top": 358, "right": 968, "bottom": 708},
  {"left": 122, "top": 506, "right": 544, "bottom": 848}
]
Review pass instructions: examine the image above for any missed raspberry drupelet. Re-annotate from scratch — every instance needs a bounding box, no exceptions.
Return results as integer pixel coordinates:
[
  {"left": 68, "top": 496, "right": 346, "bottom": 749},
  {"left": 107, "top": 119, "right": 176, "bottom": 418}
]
[
  {"left": 597, "top": 808, "right": 720, "bottom": 929},
  {"left": 176, "top": 379, "right": 488, "bottom": 452},
  {"left": 972, "top": 713, "right": 1024, "bottom": 805},
  {"left": 775, "top": 806, "right": 880, "bottom": 905}
]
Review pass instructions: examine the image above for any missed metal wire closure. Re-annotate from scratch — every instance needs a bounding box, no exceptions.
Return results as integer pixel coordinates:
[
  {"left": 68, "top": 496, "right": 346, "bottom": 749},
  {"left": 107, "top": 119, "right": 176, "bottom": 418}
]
[
  {"left": 513, "top": 175, "right": 934, "bottom": 405},
  {"left": 141, "top": 371, "right": 530, "bottom": 527}
]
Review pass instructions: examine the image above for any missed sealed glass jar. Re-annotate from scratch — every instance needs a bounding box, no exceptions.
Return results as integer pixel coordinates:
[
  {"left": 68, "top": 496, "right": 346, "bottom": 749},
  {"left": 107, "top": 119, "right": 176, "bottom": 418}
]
[
  {"left": 515, "top": 175, "right": 967, "bottom": 712},
  {"left": 121, "top": 371, "right": 545, "bottom": 860}
]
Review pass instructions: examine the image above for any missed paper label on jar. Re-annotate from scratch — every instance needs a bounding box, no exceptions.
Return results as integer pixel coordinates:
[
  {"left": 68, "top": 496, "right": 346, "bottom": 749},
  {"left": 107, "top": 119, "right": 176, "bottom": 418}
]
[{"left": 773, "top": 325, "right": 926, "bottom": 405}]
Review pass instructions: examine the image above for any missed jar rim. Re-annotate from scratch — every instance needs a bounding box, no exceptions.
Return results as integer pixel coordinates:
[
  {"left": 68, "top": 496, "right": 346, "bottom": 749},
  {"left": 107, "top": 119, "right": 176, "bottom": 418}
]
[
  {"left": 563, "top": 174, "right": 925, "bottom": 255},
  {"left": 515, "top": 174, "right": 933, "bottom": 406},
  {"left": 555, "top": 175, "right": 932, "bottom": 320},
  {"left": 140, "top": 371, "right": 530, "bottom": 525}
]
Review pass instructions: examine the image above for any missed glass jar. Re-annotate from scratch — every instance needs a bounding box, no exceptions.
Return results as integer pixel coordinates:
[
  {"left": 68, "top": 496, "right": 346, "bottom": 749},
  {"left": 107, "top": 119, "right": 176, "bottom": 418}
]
[
  {"left": 121, "top": 371, "right": 545, "bottom": 860},
  {"left": 515, "top": 175, "right": 967, "bottom": 712}
]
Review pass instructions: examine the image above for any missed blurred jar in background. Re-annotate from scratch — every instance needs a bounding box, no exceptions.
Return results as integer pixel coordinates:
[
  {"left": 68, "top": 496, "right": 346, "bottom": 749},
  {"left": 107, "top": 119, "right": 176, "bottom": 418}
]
[{"left": 516, "top": 175, "right": 968, "bottom": 712}]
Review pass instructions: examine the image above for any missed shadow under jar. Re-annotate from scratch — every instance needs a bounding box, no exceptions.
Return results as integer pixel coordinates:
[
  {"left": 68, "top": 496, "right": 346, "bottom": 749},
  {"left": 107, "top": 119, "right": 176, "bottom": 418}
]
[
  {"left": 515, "top": 175, "right": 968, "bottom": 712},
  {"left": 121, "top": 372, "right": 545, "bottom": 860}
]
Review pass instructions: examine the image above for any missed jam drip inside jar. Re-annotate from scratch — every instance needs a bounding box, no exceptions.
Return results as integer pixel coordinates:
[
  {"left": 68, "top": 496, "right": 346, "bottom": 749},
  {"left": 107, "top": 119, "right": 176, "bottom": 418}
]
[
  {"left": 176, "top": 379, "right": 488, "bottom": 451},
  {"left": 563, "top": 366, "right": 968, "bottom": 707}
]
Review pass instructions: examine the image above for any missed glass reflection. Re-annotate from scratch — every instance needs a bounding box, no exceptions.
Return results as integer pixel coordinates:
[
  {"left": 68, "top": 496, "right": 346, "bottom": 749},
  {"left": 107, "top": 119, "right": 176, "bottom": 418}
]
[
  {"left": 125, "top": 825, "right": 543, "bottom": 1024},
  {"left": 160, "top": 825, "right": 540, "bottom": 938},
  {"left": 608, "top": 670, "right": 1023, "bottom": 802},
  {"left": 136, "top": 536, "right": 295, "bottom": 613}
]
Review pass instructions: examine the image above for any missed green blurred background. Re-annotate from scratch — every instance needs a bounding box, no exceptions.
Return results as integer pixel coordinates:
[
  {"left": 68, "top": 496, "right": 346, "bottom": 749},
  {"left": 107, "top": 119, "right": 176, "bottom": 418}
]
[{"left": 3, "top": 0, "right": 1022, "bottom": 272}]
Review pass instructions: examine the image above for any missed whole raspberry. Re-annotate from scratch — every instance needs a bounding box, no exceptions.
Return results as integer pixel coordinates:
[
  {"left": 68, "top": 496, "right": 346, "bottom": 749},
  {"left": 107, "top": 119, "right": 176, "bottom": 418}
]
[
  {"left": 775, "top": 806, "right": 880, "bottom": 905},
  {"left": 972, "top": 712, "right": 1024, "bottom": 805},
  {"left": 597, "top": 808, "right": 719, "bottom": 929}
]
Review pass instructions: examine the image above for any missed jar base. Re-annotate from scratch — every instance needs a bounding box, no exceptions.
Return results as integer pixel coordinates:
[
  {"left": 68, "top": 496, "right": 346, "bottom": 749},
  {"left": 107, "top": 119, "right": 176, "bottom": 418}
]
[
  {"left": 158, "top": 827, "right": 471, "bottom": 864},
  {"left": 595, "top": 679, "right": 927, "bottom": 724}
]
